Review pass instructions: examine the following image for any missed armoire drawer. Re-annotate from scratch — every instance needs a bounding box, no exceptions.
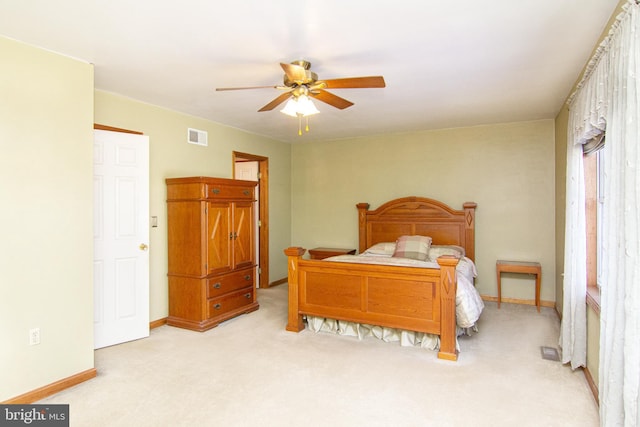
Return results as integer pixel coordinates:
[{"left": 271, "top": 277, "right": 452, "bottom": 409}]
[
  {"left": 208, "top": 287, "right": 254, "bottom": 318},
  {"left": 207, "top": 269, "right": 254, "bottom": 298},
  {"left": 206, "top": 183, "right": 254, "bottom": 200}
]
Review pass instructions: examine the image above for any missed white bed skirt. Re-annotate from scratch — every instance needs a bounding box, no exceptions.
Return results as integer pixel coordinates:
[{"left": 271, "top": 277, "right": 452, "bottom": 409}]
[
  {"left": 304, "top": 253, "right": 484, "bottom": 352},
  {"left": 305, "top": 315, "right": 479, "bottom": 351}
]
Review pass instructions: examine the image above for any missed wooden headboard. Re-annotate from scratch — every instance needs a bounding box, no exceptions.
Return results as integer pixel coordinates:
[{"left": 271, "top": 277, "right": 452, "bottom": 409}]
[{"left": 356, "top": 197, "right": 477, "bottom": 262}]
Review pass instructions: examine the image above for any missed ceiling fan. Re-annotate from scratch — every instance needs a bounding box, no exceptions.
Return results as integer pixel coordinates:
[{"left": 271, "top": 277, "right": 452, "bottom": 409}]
[{"left": 215, "top": 60, "right": 386, "bottom": 113}]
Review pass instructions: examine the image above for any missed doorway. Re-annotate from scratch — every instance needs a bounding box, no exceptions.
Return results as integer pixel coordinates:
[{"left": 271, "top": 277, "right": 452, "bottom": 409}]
[{"left": 233, "top": 152, "right": 270, "bottom": 289}]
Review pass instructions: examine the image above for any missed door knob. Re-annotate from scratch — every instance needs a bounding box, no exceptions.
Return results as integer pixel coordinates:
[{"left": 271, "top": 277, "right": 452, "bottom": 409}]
[{"left": 139, "top": 243, "right": 149, "bottom": 251}]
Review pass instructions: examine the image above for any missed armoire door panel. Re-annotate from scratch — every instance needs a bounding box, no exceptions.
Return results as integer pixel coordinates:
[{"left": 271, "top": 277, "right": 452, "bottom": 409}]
[
  {"left": 207, "top": 202, "right": 232, "bottom": 273},
  {"left": 233, "top": 202, "right": 254, "bottom": 269},
  {"left": 167, "top": 202, "right": 204, "bottom": 276}
]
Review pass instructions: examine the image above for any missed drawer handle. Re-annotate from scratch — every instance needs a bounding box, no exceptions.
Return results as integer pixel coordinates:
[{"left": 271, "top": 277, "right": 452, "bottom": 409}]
[
  {"left": 214, "top": 303, "right": 222, "bottom": 310},
  {"left": 213, "top": 282, "right": 221, "bottom": 289},
  {"left": 243, "top": 189, "right": 250, "bottom": 196},
  {"left": 211, "top": 188, "right": 220, "bottom": 195},
  {"left": 244, "top": 275, "right": 251, "bottom": 281},
  {"left": 245, "top": 293, "right": 251, "bottom": 299}
]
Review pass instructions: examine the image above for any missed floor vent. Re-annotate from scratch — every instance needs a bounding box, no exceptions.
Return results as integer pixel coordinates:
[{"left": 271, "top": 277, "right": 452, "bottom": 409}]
[{"left": 540, "top": 346, "right": 560, "bottom": 361}]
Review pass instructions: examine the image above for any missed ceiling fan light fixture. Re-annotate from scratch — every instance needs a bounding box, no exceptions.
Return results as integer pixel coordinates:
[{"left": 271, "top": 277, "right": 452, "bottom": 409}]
[
  {"left": 280, "top": 98, "right": 300, "bottom": 117},
  {"left": 280, "top": 95, "right": 320, "bottom": 117},
  {"left": 297, "top": 95, "right": 320, "bottom": 116}
]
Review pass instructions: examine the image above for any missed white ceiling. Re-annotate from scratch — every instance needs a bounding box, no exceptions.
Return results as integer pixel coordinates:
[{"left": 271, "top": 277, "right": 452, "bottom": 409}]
[{"left": 0, "top": 0, "right": 619, "bottom": 143}]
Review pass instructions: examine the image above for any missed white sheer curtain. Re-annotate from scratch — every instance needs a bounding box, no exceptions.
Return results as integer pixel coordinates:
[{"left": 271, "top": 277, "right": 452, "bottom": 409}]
[
  {"left": 599, "top": 2, "right": 640, "bottom": 425},
  {"left": 561, "top": 38, "right": 608, "bottom": 370},
  {"left": 564, "top": 1, "right": 640, "bottom": 424}
]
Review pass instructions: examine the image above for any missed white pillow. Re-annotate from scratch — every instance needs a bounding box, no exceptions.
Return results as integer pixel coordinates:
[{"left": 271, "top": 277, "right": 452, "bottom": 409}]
[
  {"left": 362, "top": 242, "right": 396, "bottom": 256},
  {"left": 428, "top": 245, "right": 465, "bottom": 260}
]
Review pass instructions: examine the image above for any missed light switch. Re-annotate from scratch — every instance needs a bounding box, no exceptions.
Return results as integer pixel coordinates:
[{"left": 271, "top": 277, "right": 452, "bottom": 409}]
[{"left": 151, "top": 216, "right": 158, "bottom": 228}]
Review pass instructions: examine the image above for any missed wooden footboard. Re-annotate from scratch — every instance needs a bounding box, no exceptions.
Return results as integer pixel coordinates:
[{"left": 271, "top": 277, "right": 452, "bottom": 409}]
[{"left": 284, "top": 247, "right": 459, "bottom": 361}]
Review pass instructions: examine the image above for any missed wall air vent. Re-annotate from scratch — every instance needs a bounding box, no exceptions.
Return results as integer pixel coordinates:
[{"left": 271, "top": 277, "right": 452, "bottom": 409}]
[{"left": 187, "top": 128, "right": 208, "bottom": 146}]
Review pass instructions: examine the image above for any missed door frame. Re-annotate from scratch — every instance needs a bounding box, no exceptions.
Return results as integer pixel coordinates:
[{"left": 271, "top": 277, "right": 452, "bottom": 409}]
[
  {"left": 232, "top": 151, "right": 270, "bottom": 289},
  {"left": 94, "top": 124, "right": 143, "bottom": 135}
]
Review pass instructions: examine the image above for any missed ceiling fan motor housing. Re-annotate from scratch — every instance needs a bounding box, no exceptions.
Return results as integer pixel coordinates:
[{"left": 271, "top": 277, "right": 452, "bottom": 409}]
[{"left": 284, "top": 60, "right": 318, "bottom": 87}]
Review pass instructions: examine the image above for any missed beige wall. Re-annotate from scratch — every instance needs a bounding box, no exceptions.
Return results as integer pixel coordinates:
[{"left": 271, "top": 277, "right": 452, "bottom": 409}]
[
  {"left": 291, "top": 120, "right": 556, "bottom": 301},
  {"left": 586, "top": 306, "right": 600, "bottom": 386},
  {"left": 0, "top": 37, "right": 292, "bottom": 402},
  {"left": 94, "top": 91, "right": 292, "bottom": 322},
  {"left": 0, "top": 37, "right": 95, "bottom": 401}
]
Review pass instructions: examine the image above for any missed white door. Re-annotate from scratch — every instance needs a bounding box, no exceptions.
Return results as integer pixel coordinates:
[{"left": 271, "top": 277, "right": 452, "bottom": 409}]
[
  {"left": 93, "top": 129, "right": 149, "bottom": 349},
  {"left": 235, "top": 161, "right": 259, "bottom": 286}
]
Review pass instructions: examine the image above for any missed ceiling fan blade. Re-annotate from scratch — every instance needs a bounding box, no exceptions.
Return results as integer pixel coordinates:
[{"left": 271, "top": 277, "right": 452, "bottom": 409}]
[
  {"left": 258, "top": 92, "right": 293, "bottom": 112},
  {"left": 319, "top": 76, "right": 386, "bottom": 89},
  {"left": 216, "top": 85, "right": 279, "bottom": 91},
  {"left": 311, "top": 90, "right": 354, "bottom": 110},
  {"left": 280, "top": 62, "right": 308, "bottom": 83}
]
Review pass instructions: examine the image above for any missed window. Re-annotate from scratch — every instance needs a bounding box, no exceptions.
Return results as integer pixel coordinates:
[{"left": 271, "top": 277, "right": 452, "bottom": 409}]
[
  {"left": 596, "top": 148, "right": 605, "bottom": 288},
  {"left": 584, "top": 135, "right": 604, "bottom": 311}
]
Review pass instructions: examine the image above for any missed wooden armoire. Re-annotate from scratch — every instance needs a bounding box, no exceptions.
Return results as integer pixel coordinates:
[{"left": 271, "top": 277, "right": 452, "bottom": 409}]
[{"left": 166, "top": 176, "right": 259, "bottom": 331}]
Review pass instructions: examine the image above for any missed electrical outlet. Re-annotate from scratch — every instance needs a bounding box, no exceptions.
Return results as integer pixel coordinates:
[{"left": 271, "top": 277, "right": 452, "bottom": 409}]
[{"left": 29, "top": 328, "right": 40, "bottom": 346}]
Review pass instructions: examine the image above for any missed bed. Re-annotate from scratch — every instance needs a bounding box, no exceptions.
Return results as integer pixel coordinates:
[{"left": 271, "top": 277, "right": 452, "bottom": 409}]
[{"left": 284, "top": 196, "right": 480, "bottom": 361}]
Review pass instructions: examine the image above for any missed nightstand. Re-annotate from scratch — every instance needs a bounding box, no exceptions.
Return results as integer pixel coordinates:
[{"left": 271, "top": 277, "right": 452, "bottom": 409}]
[{"left": 308, "top": 247, "right": 356, "bottom": 260}]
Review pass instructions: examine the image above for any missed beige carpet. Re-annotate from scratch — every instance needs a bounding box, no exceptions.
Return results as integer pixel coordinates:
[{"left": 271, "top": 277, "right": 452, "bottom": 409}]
[{"left": 39, "top": 285, "right": 599, "bottom": 426}]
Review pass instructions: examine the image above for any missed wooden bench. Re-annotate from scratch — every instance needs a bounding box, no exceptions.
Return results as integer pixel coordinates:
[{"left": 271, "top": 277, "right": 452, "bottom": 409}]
[{"left": 496, "top": 260, "right": 542, "bottom": 312}]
